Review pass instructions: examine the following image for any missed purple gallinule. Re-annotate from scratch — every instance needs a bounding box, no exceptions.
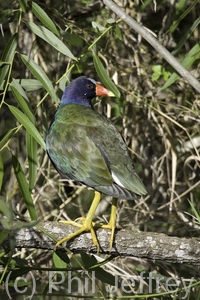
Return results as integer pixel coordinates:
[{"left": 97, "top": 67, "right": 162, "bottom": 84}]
[{"left": 46, "top": 76, "right": 147, "bottom": 251}]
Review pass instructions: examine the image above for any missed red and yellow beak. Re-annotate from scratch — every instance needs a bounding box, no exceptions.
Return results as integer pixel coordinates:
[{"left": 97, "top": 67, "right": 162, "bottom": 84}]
[{"left": 96, "top": 82, "right": 115, "bottom": 97}]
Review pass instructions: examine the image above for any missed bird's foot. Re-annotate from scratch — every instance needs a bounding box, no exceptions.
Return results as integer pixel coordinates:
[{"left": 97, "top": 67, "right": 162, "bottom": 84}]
[
  {"left": 94, "top": 222, "right": 115, "bottom": 252},
  {"left": 55, "top": 193, "right": 117, "bottom": 253},
  {"left": 56, "top": 218, "right": 100, "bottom": 252},
  {"left": 75, "top": 216, "right": 116, "bottom": 252}
]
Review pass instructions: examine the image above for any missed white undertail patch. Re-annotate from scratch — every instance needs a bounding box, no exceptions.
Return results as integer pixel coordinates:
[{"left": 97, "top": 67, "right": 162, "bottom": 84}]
[{"left": 111, "top": 172, "right": 125, "bottom": 188}]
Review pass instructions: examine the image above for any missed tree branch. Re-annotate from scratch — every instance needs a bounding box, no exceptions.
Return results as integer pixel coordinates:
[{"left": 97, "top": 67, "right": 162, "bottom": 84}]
[
  {"left": 3, "top": 221, "right": 200, "bottom": 265},
  {"left": 102, "top": 0, "right": 200, "bottom": 93}
]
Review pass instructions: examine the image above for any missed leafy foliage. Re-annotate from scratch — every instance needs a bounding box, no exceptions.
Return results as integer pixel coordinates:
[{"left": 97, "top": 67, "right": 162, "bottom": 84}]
[{"left": 0, "top": 0, "right": 200, "bottom": 299}]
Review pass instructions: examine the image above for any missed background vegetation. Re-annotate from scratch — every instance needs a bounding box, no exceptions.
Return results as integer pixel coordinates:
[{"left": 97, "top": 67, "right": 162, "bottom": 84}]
[{"left": 0, "top": 0, "right": 200, "bottom": 298}]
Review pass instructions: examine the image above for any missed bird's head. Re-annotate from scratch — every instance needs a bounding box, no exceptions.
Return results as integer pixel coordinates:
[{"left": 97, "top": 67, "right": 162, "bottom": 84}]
[{"left": 60, "top": 76, "right": 115, "bottom": 107}]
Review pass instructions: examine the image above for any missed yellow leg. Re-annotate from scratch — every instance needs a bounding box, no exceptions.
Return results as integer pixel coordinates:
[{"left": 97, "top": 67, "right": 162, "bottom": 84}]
[
  {"left": 109, "top": 198, "right": 117, "bottom": 251},
  {"left": 96, "top": 198, "right": 117, "bottom": 251},
  {"left": 56, "top": 191, "right": 102, "bottom": 251}
]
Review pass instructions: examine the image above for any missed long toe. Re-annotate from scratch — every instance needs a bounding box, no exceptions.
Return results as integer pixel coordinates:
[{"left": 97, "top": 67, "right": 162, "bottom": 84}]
[{"left": 56, "top": 218, "right": 100, "bottom": 251}]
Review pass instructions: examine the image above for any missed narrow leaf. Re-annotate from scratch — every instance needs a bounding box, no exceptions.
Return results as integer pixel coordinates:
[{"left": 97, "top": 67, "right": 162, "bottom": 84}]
[
  {"left": 188, "top": 200, "right": 200, "bottom": 223},
  {"left": 53, "top": 252, "right": 67, "bottom": 268},
  {"left": 0, "top": 9, "right": 14, "bottom": 24},
  {"left": 172, "top": 16, "right": 200, "bottom": 56},
  {"left": 19, "top": 79, "right": 43, "bottom": 91},
  {"left": 0, "top": 79, "right": 43, "bottom": 91},
  {"left": 26, "top": 132, "right": 38, "bottom": 191},
  {"left": 0, "top": 128, "right": 17, "bottom": 151},
  {"left": 0, "top": 199, "right": 12, "bottom": 221},
  {"left": 11, "top": 78, "right": 29, "bottom": 101},
  {"left": 0, "top": 229, "right": 9, "bottom": 244},
  {"left": 1, "top": 219, "right": 12, "bottom": 230},
  {"left": 94, "top": 267, "right": 117, "bottom": 286},
  {"left": 62, "top": 32, "right": 84, "bottom": 48},
  {"left": 19, "top": 0, "right": 27, "bottom": 12},
  {"left": 93, "top": 54, "right": 120, "bottom": 98},
  {"left": 10, "top": 80, "right": 35, "bottom": 123},
  {"left": 160, "top": 42, "right": 200, "bottom": 91},
  {"left": 6, "top": 267, "right": 34, "bottom": 281},
  {"left": 20, "top": 54, "right": 58, "bottom": 103},
  {"left": 54, "top": 251, "right": 70, "bottom": 264},
  {"left": 115, "top": 25, "right": 122, "bottom": 40},
  {"left": 8, "top": 105, "right": 46, "bottom": 150},
  {"left": 80, "top": 253, "right": 117, "bottom": 285},
  {"left": 81, "top": 252, "right": 97, "bottom": 268},
  {"left": 0, "top": 33, "right": 18, "bottom": 86},
  {"left": 92, "top": 21, "right": 106, "bottom": 32},
  {"left": 0, "top": 155, "right": 4, "bottom": 191},
  {"left": 27, "top": 22, "right": 76, "bottom": 60},
  {"left": 12, "top": 155, "right": 37, "bottom": 220},
  {"left": 31, "top": 2, "right": 59, "bottom": 36},
  {"left": 13, "top": 219, "right": 38, "bottom": 230},
  {"left": 0, "top": 200, "right": 13, "bottom": 234}
]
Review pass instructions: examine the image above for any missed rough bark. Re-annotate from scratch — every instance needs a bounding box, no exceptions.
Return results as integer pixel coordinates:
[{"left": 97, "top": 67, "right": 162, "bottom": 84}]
[{"left": 2, "top": 221, "right": 200, "bottom": 265}]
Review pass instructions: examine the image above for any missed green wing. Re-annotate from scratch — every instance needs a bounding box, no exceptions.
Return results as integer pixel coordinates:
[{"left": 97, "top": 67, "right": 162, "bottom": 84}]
[
  {"left": 46, "top": 106, "right": 113, "bottom": 188},
  {"left": 46, "top": 104, "right": 147, "bottom": 197},
  {"left": 87, "top": 114, "right": 147, "bottom": 195}
]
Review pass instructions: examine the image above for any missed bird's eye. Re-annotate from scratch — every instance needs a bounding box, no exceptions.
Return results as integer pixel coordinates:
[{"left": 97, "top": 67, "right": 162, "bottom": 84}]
[{"left": 86, "top": 84, "right": 93, "bottom": 89}]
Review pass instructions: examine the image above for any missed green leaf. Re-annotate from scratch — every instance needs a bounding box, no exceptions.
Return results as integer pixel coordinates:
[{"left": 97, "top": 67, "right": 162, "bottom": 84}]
[
  {"left": 188, "top": 200, "right": 200, "bottom": 223},
  {"left": 0, "top": 199, "right": 12, "bottom": 221},
  {"left": 59, "top": 76, "right": 67, "bottom": 92},
  {"left": 0, "top": 61, "right": 10, "bottom": 67},
  {"left": 20, "top": 54, "right": 58, "bottom": 103},
  {"left": 115, "top": 25, "right": 122, "bottom": 40},
  {"left": 107, "top": 18, "right": 116, "bottom": 24},
  {"left": 0, "top": 9, "right": 14, "bottom": 24},
  {"left": 8, "top": 105, "right": 46, "bottom": 150},
  {"left": 94, "top": 266, "right": 117, "bottom": 286},
  {"left": 12, "top": 155, "right": 37, "bottom": 220},
  {"left": 19, "top": 0, "right": 27, "bottom": 12},
  {"left": 0, "top": 33, "right": 18, "bottom": 86},
  {"left": 0, "top": 229, "right": 9, "bottom": 245},
  {"left": 152, "top": 65, "right": 162, "bottom": 74},
  {"left": 10, "top": 79, "right": 35, "bottom": 123},
  {"left": 0, "top": 128, "right": 17, "bottom": 151},
  {"left": 81, "top": 252, "right": 97, "bottom": 268},
  {"left": 80, "top": 252, "right": 117, "bottom": 285},
  {"left": 168, "top": 0, "right": 199, "bottom": 33},
  {"left": 11, "top": 78, "right": 29, "bottom": 101},
  {"left": 1, "top": 218, "right": 12, "bottom": 230},
  {"left": 31, "top": 2, "right": 59, "bottom": 36},
  {"left": 13, "top": 220, "right": 38, "bottom": 230},
  {"left": 160, "top": 42, "right": 200, "bottom": 91},
  {"left": 54, "top": 251, "right": 70, "bottom": 264},
  {"left": 10, "top": 279, "right": 30, "bottom": 287},
  {"left": 19, "top": 79, "right": 43, "bottom": 91},
  {"left": 53, "top": 252, "right": 67, "bottom": 268},
  {"left": 172, "top": 16, "right": 200, "bottom": 56},
  {"left": 0, "top": 79, "right": 43, "bottom": 91},
  {"left": 26, "top": 132, "right": 38, "bottom": 191},
  {"left": 152, "top": 65, "right": 162, "bottom": 81},
  {"left": 62, "top": 32, "right": 84, "bottom": 48},
  {"left": 0, "top": 155, "right": 4, "bottom": 191},
  {"left": 27, "top": 22, "right": 76, "bottom": 60},
  {"left": 93, "top": 54, "right": 120, "bottom": 98},
  {"left": 6, "top": 266, "right": 34, "bottom": 281},
  {"left": 92, "top": 21, "right": 106, "bottom": 32}
]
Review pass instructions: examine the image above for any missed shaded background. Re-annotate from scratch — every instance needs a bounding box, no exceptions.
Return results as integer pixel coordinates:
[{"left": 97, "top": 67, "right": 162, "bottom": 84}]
[{"left": 0, "top": 0, "right": 200, "bottom": 298}]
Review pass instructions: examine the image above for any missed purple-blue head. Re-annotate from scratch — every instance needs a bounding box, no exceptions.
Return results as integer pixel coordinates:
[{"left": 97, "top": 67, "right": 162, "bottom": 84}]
[{"left": 60, "top": 76, "right": 114, "bottom": 107}]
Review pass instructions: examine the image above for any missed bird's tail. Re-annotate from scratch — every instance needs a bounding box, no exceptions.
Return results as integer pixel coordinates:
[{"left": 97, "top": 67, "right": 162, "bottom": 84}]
[{"left": 95, "top": 183, "right": 141, "bottom": 200}]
